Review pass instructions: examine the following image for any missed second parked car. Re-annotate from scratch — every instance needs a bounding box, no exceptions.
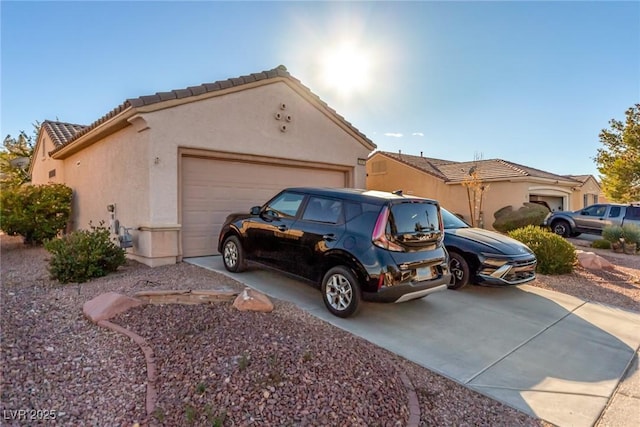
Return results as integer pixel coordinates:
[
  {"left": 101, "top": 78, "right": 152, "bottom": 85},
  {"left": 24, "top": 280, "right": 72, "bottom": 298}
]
[
  {"left": 441, "top": 208, "right": 537, "bottom": 289},
  {"left": 218, "top": 188, "right": 452, "bottom": 317}
]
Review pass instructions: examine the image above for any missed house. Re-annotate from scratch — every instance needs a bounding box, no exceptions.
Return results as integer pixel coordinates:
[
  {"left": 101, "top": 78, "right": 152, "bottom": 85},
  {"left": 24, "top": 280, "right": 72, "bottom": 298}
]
[
  {"left": 30, "top": 65, "right": 375, "bottom": 266},
  {"left": 366, "top": 151, "right": 600, "bottom": 230}
]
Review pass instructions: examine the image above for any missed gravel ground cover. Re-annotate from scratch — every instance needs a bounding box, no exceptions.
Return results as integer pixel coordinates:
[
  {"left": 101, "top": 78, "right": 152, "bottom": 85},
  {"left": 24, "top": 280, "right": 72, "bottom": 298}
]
[{"left": 2, "top": 233, "right": 638, "bottom": 426}]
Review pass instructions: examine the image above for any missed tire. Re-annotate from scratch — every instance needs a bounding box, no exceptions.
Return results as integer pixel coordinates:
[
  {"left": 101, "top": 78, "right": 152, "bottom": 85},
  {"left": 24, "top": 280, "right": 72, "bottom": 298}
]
[
  {"left": 551, "top": 220, "right": 571, "bottom": 237},
  {"left": 321, "top": 266, "right": 361, "bottom": 318},
  {"left": 222, "top": 235, "right": 246, "bottom": 273},
  {"left": 448, "top": 252, "right": 470, "bottom": 290}
]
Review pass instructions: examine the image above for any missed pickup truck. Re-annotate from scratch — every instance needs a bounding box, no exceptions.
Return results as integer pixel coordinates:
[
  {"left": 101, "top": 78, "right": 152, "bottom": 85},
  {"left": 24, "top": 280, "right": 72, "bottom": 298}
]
[{"left": 543, "top": 203, "right": 640, "bottom": 237}]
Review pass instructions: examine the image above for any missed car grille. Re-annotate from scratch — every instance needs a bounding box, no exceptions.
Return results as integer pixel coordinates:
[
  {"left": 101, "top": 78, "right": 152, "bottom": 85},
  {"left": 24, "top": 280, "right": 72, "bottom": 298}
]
[{"left": 479, "top": 258, "right": 537, "bottom": 285}]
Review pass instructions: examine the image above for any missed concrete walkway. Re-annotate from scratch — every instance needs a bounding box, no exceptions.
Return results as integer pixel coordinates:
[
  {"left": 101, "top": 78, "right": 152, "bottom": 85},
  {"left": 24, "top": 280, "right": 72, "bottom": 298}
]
[{"left": 186, "top": 256, "right": 640, "bottom": 427}]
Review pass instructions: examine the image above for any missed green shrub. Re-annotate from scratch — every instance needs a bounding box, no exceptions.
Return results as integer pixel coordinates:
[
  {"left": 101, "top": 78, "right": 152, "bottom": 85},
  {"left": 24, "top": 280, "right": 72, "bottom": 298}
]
[
  {"left": 44, "top": 223, "right": 126, "bottom": 284},
  {"left": 621, "top": 223, "right": 640, "bottom": 246},
  {"left": 493, "top": 203, "right": 550, "bottom": 233},
  {"left": 602, "top": 225, "right": 624, "bottom": 244},
  {"left": 591, "top": 239, "right": 612, "bottom": 250},
  {"left": 0, "top": 183, "right": 72, "bottom": 244},
  {"left": 508, "top": 225, "right": 577, "bottom": 274}
]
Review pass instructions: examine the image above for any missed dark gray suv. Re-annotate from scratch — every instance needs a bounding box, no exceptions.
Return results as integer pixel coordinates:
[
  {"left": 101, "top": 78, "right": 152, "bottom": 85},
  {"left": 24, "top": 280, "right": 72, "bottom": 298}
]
[{"left": 218, "top": 188, "right": 452, "bottom": 317}]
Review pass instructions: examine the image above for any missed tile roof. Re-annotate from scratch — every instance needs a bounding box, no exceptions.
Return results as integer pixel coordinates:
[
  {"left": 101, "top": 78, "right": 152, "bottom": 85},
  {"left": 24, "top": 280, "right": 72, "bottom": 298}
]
[
  {"left": 376, "top": 151, "right": 581, "bottom": 184},
  {"left": 42, "top": 120, "right": 88, "bottom": 146},
  {"left": 49, "top": 65, "right": 374, "bottom": 155},
  {"left": 565, "top": 174, "right": 592, "bottom": 183},
  {"left": 378, "top": 151, "right": 450, "bottom": 180}
]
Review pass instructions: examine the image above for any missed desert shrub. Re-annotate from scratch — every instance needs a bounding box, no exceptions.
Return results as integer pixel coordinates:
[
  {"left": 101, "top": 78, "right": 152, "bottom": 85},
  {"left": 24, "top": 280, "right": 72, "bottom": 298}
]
[
  {"left": 45, "top": 223, "right": 126, "bottom": 284},
  {"left": 621, "top": 223, "right": 640, "bottom": 246},
  {"left": 493, "top": 203, "right": 549, "bottom": 233},
  {"left": 602, "top": 225, "right": 624, "bottom": 244},
  {"left": 508, "top": 225, "right": 576, "bottom": 274},
  {"left": 591, "top": 239, "right": 612, "bottom": 250},
  {"left": 0, "top": 183, "right": 72, "bottom": 244}
]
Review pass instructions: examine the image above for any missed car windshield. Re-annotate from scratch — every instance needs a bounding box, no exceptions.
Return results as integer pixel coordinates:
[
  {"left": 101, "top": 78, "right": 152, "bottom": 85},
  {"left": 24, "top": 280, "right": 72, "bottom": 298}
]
[{"left": 441, "top": 208, "right": 469, "bottom": 229}]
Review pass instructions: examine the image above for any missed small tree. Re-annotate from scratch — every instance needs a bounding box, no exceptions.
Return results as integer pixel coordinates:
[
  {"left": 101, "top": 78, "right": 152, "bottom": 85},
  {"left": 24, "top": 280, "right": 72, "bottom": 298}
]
[
  {"left": 1, "top": 123, "right": 39, "bottom": 189},
  {"left": 594, "top": 104, "right": 640, "bottom": 202},
  {"left": 461, "top": 155, "right": 489, "bottom": 227},
  {"left": 0, "top": 183, "right": 72, "bottom": 244}
]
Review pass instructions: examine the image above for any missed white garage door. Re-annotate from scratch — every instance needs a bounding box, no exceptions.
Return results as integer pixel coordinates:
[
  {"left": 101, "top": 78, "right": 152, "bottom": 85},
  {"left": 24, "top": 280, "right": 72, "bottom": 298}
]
[{"left": 181, "top": 156, "right": 347, "bottom": 257}]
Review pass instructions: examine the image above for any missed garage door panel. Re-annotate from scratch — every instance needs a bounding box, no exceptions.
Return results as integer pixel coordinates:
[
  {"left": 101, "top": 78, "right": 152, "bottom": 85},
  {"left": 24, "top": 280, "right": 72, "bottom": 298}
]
[{"left": 182, "top": 157, "right": 346, "bottom": 257}]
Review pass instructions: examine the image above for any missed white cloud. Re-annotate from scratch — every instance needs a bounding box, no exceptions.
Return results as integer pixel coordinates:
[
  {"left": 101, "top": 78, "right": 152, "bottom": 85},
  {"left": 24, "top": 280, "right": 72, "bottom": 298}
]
[
  {"left": 412, "top": 132, "right": 424, "bottom": 137},
  {"left": 384, "top": 133, "right": 404, "bottom": 138}
]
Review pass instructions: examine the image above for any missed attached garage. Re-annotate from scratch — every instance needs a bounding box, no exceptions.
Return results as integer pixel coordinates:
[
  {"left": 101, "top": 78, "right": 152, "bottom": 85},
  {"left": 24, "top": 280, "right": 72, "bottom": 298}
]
[
  {"left": 30, "top": 65, "right": 375, "bottom": 267},
  {"left": 181, "top": 152, "right": 350, "bottom": 257}
]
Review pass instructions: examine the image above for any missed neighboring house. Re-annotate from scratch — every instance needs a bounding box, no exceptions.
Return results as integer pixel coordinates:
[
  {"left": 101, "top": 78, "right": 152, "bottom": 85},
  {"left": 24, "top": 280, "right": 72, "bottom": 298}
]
[
  {"left": 367, "top": 151, "right": 600, "bottom": 230},
  {"left": 30, "top": 65, "right": 375, "bottom": 266}
]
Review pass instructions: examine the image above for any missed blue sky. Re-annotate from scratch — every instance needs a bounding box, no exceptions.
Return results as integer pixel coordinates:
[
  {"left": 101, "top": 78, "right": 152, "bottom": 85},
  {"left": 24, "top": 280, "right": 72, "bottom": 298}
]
[{"left": 2, "top": 1, "right": 639, "bottom": 178}]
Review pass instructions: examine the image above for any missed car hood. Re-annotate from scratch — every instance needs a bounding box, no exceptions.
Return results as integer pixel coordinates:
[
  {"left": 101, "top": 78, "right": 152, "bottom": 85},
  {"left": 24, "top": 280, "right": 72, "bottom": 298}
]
[{"left": 445, "top": 227, "right": 533, "bottom": 256}]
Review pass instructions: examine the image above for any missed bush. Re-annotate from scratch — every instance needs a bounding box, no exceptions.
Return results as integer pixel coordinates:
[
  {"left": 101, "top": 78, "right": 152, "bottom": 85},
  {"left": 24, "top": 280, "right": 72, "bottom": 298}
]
[
  {"left": 493, "top": 203, "right": 550, "bottom": 233},
  {"left": 0, "top": 183, "right": 72, "bottom": 244},
  {"left": 508, "top": 225, "right": 576, "bottom": 275},
  {"left": 602, "top": 225, "right": 624, "bottom": 244},
  {"left": 621, "top": 223, "right": 640, "bottom": 246},
  {"left": 44, "top": 223, "right": 126, "bottom": 284},
  {"left": 591, "top": 239, "right": 612, "bottom": 249}
]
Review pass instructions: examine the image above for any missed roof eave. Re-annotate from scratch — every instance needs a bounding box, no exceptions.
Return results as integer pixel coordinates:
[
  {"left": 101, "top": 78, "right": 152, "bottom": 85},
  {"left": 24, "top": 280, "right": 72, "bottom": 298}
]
[{"left": 51, "top": 106, "right": 135, "bottom": 159}]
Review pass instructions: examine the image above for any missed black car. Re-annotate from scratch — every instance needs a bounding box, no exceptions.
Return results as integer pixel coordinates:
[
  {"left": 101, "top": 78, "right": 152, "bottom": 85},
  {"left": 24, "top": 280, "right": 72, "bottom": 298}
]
[
  {"left": 218, "top": 188, "right": 452, "bottom": 318},
  {"left": 441, "top": 208, "right": 537, "bottom": 289}
]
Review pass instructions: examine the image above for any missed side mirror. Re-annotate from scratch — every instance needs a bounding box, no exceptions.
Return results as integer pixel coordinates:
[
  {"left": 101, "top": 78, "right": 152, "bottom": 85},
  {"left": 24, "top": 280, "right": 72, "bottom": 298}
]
[{"left": 250, "top": 206, "right": 261, "bottom": 215}]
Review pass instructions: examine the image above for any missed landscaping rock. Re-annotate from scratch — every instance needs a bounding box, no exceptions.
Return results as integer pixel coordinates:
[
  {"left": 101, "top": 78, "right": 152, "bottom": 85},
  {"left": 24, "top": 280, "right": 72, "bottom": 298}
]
[
  {"left": 83, "top": 292, "right": 145, "bottom": 323},
  {"left": 232, "top": 288, "right": 274, "bottom": 312},
  {"left": 576, "top": 250, "right": 615, "bottom": 270}
]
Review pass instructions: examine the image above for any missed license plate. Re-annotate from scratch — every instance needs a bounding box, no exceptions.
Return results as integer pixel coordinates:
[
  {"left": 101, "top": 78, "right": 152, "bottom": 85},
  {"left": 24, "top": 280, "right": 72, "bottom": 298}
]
[{"left": 416, "top": 267, "right": 433, "bottom": 281}]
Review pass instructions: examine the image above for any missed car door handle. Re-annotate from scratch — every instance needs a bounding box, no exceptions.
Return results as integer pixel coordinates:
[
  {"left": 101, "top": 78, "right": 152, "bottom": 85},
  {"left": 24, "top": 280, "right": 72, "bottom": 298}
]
[
  {"left": 323, "top": 233, "right": 336, "bottom": 241},
  {"left": 278, "top": 225, "right": 288, "bottom": 232}
]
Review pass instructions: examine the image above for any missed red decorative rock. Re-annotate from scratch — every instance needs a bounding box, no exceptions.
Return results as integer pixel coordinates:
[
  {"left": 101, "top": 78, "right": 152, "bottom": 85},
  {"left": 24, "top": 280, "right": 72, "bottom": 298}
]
[
  {"left": 233, "top": 288, "right": 274, "bottom": 312},
  {"left": 576, "top": 250, "right": 615, "bottom": 270},
  {"left": 83, "top": 292, "right": 144, "bottom": 323}
]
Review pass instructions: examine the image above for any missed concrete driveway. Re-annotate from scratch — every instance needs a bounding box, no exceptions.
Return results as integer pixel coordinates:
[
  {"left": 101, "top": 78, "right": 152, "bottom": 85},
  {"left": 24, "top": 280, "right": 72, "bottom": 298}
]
[{"left": 187, "top": 256, "right": 640, "bottom": 427}]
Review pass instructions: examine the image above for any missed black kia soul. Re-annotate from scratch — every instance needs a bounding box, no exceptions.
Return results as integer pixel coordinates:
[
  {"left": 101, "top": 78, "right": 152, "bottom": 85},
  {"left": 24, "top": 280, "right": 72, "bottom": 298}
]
[{"left": 218, "top": 188, "right": 452, "bottom": 318}]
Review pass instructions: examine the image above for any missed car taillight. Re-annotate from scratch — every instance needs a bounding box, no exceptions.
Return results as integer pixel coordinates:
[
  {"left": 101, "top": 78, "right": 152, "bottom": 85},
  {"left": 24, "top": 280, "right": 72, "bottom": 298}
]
[{"left": 372, "top": 206, "right": 404, "bottom": 252}]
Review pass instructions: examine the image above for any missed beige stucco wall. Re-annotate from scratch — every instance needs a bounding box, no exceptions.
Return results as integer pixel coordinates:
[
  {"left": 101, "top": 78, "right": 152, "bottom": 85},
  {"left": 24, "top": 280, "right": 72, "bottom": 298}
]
[
  {"left": 31, "top": 134, "right": 65, "bottom": 185},
  {"left": 38, "top": 80, "right": 371, "bottom": 266},
  {"left": 571, "top": 176, "right": 602, "bottom": 209}
]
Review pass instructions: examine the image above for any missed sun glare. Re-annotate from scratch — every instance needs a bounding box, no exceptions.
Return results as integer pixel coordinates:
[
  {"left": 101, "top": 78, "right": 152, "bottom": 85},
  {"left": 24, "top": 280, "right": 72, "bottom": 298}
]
[{"left": 320, "top": 42, "right": 373, "bottom": 98}]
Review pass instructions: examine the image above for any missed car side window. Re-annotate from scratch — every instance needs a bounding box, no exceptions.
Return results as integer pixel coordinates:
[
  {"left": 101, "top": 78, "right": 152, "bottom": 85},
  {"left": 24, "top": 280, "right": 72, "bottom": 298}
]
[
  {"left": 609, "top": 206, "right": 621, "bottom": 218},
  {"left": 626, "top": 207, "right": 640, "bottom": 220},
  {"left": 582, "top": 205, "right": 606, "bottom": 217},
  {"left": 302, "top": 196, "right": 344, "bottom": 224},
  {"left": 266, "top": 192, "right": 305, "bottom": 218}
]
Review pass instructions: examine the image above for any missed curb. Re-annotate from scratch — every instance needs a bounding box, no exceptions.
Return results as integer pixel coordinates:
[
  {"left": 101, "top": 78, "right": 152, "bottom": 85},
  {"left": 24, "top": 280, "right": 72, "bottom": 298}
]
[
  {"left": 398, "top": 367, "right": 421, "bottom": 426},
  {"left": 96, "top": 319, "right": 157, "bottom": 419}
]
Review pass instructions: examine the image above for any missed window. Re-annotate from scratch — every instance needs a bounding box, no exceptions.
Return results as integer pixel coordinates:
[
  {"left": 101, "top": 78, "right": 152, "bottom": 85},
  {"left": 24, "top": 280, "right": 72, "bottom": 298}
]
[
  {"left": 609, "top": 206, "right": 621, "bottom": 218},
  {"left": 48, "top": 169, "right": 56, "bottom": 178},
  {"left": 593, "top": 194, "right": 599, "bottom": 204},
  {"left": 582, "top": 205, "right": 606, "bottom": 217},
  {"left": 626, "top": 207, "right": 640, "bottom": 220},
  {"left": 583, "top": 194, "right": 589, "bottom": 208},
  {"left": 302, "top": 197, "right": 343, "bottom": 224},
  {"left": 266, "top": 192, "right": 305, "bottom": 218},
  {"left": 389, "top": 202, "right": 440, "bottom": 234},
  {"left": 42, "top": 139, "right": 46, "bottom": 157}
]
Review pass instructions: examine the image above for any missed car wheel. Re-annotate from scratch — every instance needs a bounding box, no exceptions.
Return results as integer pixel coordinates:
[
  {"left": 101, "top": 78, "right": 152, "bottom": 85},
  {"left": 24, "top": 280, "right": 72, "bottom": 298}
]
[
  {"left": 321, "top": 266, "right": 361, "bottom": 318},
  {"left": 448, "top": 252, "right": 470, "bottom": 290},
  {"left": 551, "top": 220, "right": 570, "bottom": 237},
  {"left": 222, "top": 235, "right": 246, "bottom": 273}
]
